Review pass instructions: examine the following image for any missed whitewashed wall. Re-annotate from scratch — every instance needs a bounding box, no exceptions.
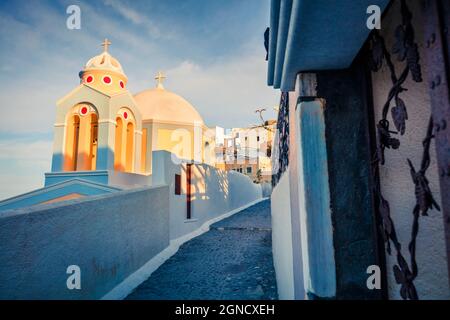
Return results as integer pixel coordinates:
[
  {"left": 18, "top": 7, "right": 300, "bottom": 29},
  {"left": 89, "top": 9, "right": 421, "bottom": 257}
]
[
  {"left": 152, "top": 151, "right": 263, "bottom": 241},
  {"left": 372, "top": 0, "right": 449, "bottom": 299},
  {"left": 0, "top": 185, "right": 170, "bottom": 300},
  {"left": 271, "top": 170, "right": 295, "bottom": 299},
  {"left": 261, "top": 182, "right": 273, "bottom": 198}
]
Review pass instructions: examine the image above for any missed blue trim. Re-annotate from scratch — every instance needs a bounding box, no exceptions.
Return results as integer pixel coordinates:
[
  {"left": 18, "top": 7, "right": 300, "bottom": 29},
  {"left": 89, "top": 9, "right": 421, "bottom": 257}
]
[
  {"left": 45, "top": 171, "right": 110, "bottom": 186},
  {"left": 267, "top": 0, "right": 281, "bottom": 86},
  {"left": 268, "top": 0, "right": 390, "bottom": 91},
  {"left": 273, "top": 0, "right": 293, "bottom": 89},
  {"left": 51, "top": 153, "right": 63, "bottom": 172},
  {"left": 0, "top": 178, "right": 121, "bottom": 211},
  {"left": 96, "top": 147, "right": 115, "bottom": 171},
  {"left": 298, "top": 100, "right": 336, "bottom": 297}
]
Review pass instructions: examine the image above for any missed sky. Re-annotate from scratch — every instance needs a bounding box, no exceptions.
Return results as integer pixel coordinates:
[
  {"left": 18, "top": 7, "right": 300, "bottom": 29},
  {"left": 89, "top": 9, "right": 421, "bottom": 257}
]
[{"left": 0, "top": 0, "right": 279, "bottom": 200}]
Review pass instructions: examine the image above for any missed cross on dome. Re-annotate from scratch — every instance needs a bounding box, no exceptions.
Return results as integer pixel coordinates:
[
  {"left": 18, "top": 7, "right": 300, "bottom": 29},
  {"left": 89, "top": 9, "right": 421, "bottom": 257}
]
[
  {"left": 83, "top": 38, "right": 127, "bottom": 80},
  {"left": 155, "top": 71, "right": 166, "bottom": 89},
  {"left": 101, "top": 38, "right": 112, "bottom": 52}
]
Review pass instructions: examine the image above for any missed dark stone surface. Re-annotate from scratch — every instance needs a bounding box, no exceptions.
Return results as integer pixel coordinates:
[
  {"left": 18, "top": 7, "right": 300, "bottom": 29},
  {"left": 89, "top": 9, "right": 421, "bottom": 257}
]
[
  {"left": 316, "top": 50, "right": 385, "bottom": 300},
  {"left": 211, "top": 200, "right": 272, "bottom": 231},
  {"left": 126, "top": 200, "right": 278, "bottom": 300}
]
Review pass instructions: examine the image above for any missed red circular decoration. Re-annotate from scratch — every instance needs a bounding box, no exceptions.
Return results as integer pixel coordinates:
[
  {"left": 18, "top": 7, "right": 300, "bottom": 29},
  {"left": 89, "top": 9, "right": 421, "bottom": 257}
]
[
  {"left": 123, "top": 111, "right": 128, "bottom": 119},
  {"left": 119, "top": 80, "right": 124, "bottom": 88},
  {"left": 103, "top": 76, "right": 112, "bottom": 84},
  {"left": 86, "top": 75, "right": 93, "bottom": 83},
  {"left": 80, "top": 106, "right": 88, "bottom": 115}
]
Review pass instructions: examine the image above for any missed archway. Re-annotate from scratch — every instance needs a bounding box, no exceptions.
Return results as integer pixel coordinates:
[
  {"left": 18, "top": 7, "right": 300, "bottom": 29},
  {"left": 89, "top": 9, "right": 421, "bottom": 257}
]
[
  {"left": 114, "top": 108, "right": 136, "bottom": 173},
  {"left": 63, "top": 104, "right": 98, "bottom": 171},
  {"left": 114, "top": 117, "right": 124, "bottom": 171},
  {"left": 125, "top": 122, "right": 135, "bottom": 172}
]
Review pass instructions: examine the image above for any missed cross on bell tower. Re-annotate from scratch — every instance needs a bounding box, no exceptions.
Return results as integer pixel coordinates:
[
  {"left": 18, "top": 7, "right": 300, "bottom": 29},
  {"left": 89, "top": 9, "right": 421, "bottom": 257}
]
[
  {"left": 155, "top": 71, "right": 166, "bottom": 89},
  {"left": 101, "top": 38, "right": 112, "bottom": 53}
]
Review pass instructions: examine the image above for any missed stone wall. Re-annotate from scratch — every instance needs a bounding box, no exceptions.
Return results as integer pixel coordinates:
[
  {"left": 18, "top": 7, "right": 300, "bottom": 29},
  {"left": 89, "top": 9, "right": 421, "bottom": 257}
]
[{"left": 0, "top": 185, "right": 169, "bottom": 299}]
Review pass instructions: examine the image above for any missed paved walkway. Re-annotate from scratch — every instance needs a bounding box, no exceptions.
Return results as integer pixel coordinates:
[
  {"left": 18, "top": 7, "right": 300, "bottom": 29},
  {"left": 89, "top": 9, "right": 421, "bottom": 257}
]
[{"left": 126, "top": 199, "right": 278, "bottom": 300}]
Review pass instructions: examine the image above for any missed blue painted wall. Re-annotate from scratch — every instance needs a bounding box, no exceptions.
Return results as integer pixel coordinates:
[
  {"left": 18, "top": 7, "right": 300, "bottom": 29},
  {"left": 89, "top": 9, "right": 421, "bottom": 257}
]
[
  {"left": 45, "top": 171, "right": 110, "bottom": 186},
  {"left": 267, "top": 0, "right": 390, "bottom": 90},
  {"left": 0, "top": 179, "right": 120, "bottom": 211},
  {"left": 297, "top": 100, "right": 336, "bottom": 298}
]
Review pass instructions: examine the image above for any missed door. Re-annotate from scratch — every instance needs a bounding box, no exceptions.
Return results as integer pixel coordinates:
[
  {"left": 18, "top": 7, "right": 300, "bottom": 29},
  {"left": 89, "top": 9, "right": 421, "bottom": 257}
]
[{"left": 186, "top": 163, "right": 192, "bottom": 219}]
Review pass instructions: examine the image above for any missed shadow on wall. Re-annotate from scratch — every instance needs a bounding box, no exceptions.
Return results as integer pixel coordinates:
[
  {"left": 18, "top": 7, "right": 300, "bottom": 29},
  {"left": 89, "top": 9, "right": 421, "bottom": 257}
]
[
  {"left": 217, "top": 167, "right": 230, "bottom": 200},
  {"left": 188, "top": 163, "right": 261, "bottom": 211},
  {"left": 189, "top": 164, "right": 229, "bottom": 201},
  {"left": 51, "top": 147, "right": 115, "bottom": 175},
  {"left": 152, "top": 150, "right": 263, "bottom": 241}
]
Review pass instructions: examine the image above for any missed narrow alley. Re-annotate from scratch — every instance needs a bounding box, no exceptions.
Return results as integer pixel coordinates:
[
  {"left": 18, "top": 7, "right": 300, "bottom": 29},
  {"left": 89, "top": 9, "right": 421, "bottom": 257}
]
[{"left": 126, "top": 200, "right": 277, "bottom": 300}]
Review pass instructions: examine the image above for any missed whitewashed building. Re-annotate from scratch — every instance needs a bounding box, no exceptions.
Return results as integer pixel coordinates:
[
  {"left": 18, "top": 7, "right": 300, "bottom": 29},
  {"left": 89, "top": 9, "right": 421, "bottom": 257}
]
[{"left": 268, "top": 0, "right": 450, "bottom": 300}]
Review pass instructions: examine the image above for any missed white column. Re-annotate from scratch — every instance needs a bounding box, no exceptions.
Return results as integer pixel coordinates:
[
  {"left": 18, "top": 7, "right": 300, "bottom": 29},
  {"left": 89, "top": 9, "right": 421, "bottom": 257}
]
[{"left": 96, "top": 119, "right": 115, "bottom": 170}]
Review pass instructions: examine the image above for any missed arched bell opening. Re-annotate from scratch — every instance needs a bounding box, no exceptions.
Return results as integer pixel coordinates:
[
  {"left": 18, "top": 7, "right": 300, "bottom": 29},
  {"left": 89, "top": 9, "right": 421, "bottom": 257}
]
[
  {"left": 125, "top": 122, "right": 135, "bottom": 172},
  {"left": 114, "top": 108, "right": 136, "bottom": 173},
  {"left": 63, "top": 104, "right": 99, "bottom": 171}
]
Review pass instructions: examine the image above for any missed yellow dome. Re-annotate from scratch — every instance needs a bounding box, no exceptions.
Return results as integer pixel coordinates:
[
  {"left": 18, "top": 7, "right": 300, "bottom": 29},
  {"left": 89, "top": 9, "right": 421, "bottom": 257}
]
[
  {"left": 134, "top": 86, "right": 204, "bottom": 125},
  {"left": 83, "top": 39, "right": 127, "bottom": 79},
  {"left": 81, "top": 39, "right": 128, "bottom": 95}
]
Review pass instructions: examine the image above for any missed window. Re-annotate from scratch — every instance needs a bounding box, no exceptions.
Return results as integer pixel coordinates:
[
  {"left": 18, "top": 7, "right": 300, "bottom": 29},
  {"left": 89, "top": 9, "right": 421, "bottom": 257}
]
[
  {"left": 90, "top": 113, "right": 98, "bottom": 170},
  {"left": 247, "top": 167, "right": 252, "bottom": 174},
  {"left": 125, "top": 122, "right": 134, "bottom": 172},
  {"left": 175, "top": 174, "right": 181, "bottom": 195},
  {"left": 114, "top": 108, "right": 136, "bottom": 173},
  {"left": 85, "top": 75, "right": 94, "bottom": 83},
  {"left": 64, "top": 104, "right": 98, "bottom": 171},
  {"left": 141, "top": 128, "right": 147, "bottom": 174},
  {"left": 266, "top": 143, "right": 272, "bottom": 157},
  {"left": 65, "top": 114, "right": 80, "bottom": 171},
  {"left": 114, "top": 117, "right": 124, "bottom": 171},
  {"left": 102, "top": 76, "right": 112, "bottom": 84}
]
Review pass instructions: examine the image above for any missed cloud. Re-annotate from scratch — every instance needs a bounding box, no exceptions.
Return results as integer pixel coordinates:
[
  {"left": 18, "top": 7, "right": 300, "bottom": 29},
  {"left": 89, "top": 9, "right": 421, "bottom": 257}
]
[
  {"left": 0, "top": 81, "right": 65, "bottom": 133},
  {"left": 102, "top": 0, "right": 163, "bottom": 39},
  {"left": 0, "top": 139, "right": 52, "bottom": 162},
  {"left": 164, "top": 49, "right": 279, "bottom": 129},
  {"left": 103, "top": 0, "right": 145, "bottom": 24}
]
